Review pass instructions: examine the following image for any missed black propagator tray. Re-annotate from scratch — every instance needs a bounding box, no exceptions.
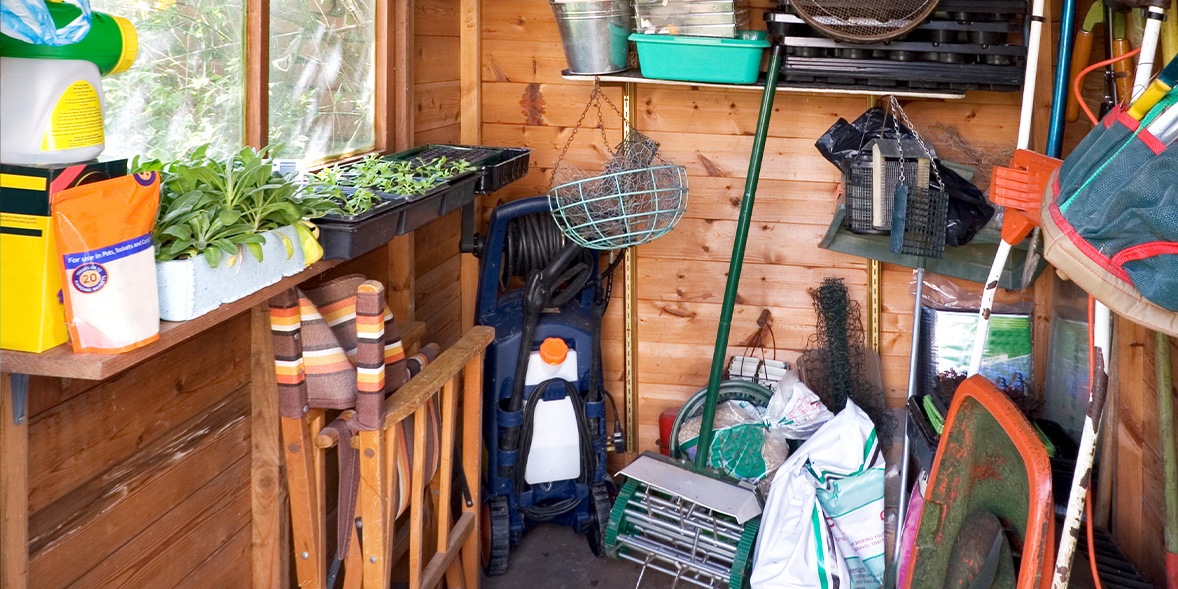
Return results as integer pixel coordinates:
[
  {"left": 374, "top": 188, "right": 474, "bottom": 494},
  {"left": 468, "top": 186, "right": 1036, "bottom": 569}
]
[
  {"left": 314, "top": 171, "right": 479, "bottom": 260},
  {"left": 384, "top": 144, "right": 533, "bottom": 194},
  {"left": 316, "top": 191, "right": 404, "bottom": 223},
  {"left": 765, "top": 0, "right": 1029, "bottom": 93},
  {"left": 399, "top": 171, "right": 479, "bottom": 233}
]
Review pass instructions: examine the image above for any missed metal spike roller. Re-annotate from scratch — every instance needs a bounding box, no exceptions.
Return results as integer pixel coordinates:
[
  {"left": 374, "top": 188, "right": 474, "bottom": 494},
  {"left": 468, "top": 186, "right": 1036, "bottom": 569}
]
[{"left": 604, "top": 44, "right": 786, "bottom": 589}]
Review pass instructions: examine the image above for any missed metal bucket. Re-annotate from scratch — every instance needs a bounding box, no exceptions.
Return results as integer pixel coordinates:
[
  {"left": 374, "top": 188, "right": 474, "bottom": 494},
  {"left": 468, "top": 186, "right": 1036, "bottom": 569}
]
[{"left": 549, "top": 0, "right": 631, "bottom": 75}]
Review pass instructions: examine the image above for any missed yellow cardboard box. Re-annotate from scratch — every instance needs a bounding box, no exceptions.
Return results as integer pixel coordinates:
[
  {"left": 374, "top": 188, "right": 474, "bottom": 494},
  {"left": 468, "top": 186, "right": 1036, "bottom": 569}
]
[{"left": 1, "top": 159, "right": 127, "bottom": 352}]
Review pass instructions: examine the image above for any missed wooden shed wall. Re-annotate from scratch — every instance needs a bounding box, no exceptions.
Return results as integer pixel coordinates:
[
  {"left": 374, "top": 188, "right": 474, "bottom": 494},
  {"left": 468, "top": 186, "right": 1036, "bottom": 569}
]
[
  {"left": 476, "top": 2, "right": 1178, "bottom": 583},
  {"left": 479, "top": 1, "right": 1031, "bottom": 448},
  {"left": 413, "top": 0, "right": 465, "bottom": 349},
  {"left": 17, "top": 6, "right": 463, "bottom": 586}
]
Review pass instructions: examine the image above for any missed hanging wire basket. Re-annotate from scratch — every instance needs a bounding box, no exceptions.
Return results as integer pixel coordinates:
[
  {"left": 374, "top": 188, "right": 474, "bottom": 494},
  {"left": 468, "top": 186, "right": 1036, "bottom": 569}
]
[
  {"left": 549, "top": 164, "right": 688, "bottom": 250},
  {"left": 545, "top": 82, "right": 689, "bottom": 250}
]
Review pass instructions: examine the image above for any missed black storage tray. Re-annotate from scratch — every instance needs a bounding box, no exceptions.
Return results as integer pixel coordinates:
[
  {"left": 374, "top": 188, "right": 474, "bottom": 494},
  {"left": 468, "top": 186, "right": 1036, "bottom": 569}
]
[
  {"left": 314, "top": 171, "right": 479, "bottom": 260},
  {"left": 399, "top": 172, "right": 479, "bottom": 234},
  {"left": 384, "top": 144, "right": 532, "bottom": 194},
  {"left": 316, "top": 194, "right": 402, "bottom": 223},
  {"left": 315, "top": 205, "right": 405, "bottom": 260},
  {"left": 474, "top": 147, "right": 532, "bottom": 193}
]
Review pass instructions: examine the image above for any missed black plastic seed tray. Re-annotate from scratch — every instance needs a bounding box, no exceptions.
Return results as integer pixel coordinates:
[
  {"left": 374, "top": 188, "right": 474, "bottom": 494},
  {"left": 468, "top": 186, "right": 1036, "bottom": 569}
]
[
  {"left": 315, "top": 205, "right": 405, "bottom": 260},
  {"left": 473, "top": 147, "right": 532, "bottom": 194},
  {"left": 384, "top": 144, "right": 533, "bottom": 194},
  {"left": 314, "top": 171, "right": 479, "bottom": 260},
  {"left": 766, "top": 0, "right": 1028, "bottom": 93},
  {"left": 316, "top": 189, "right": 405, "bottom": 223},
  {"left": 399, "top": 171, "right": 479, "bottom": 234}
]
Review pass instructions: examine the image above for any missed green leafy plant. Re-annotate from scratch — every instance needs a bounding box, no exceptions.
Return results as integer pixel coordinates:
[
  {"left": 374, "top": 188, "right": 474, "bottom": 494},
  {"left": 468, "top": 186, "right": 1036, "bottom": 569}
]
[
  {"left": 135, "top": 144, "right": 339, "bottom": 268},
  {"left": 310, "top": 155, "right": 477, "bottom": 216}
]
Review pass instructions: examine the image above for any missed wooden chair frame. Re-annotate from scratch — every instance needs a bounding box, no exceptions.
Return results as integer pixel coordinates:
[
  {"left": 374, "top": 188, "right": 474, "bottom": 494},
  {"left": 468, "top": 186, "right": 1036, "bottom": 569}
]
[{"left": 281, "top": 326, "right": 493, "bottom": 589}]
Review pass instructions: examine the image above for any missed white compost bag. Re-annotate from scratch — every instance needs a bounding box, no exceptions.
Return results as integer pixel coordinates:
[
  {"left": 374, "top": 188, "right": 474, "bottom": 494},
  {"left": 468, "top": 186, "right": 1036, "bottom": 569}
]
[
  {"left": 750, "top": 400, "right": 885, "bottom": 589},
  {"left": 764, "top": 370, "right": 835, "bottom": 439}
]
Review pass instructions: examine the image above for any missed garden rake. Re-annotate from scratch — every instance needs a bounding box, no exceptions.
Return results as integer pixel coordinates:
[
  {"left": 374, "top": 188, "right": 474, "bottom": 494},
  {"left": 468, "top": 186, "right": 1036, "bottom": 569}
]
[{"left": 604, "top": 44, "right": 786, "bottom": 589}]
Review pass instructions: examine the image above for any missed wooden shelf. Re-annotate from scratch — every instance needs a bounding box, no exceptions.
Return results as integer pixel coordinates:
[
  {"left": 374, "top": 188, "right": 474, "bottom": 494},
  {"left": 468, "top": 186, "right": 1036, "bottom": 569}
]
[
  {"left": 561, "top": 68, "right": 967, "bottom": 100},
  {"left": 819, "top": 203, "right": 1046, "bottom": 290},
  {"left": 0, "top": 261, "right": 344, "bottom": 380}
]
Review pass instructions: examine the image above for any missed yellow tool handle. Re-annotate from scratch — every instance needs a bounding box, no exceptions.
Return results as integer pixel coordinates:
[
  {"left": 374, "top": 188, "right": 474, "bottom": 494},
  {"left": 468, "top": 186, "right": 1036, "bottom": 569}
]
[
  {"left": 1067, "top": 30, "right": 1095, "bottom": 123},
  {"left": 1128, "top": 80, "right": 1173, "bottom": 119}
]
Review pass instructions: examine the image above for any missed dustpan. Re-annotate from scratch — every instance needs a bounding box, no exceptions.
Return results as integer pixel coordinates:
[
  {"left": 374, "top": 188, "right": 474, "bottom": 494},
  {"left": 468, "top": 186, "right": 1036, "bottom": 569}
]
[
  {"left": 904, "top": 374, "right": 1055, "bottom": 589},
  {"left": 604, "top": 44, "right": 787, "bottom": 589}
]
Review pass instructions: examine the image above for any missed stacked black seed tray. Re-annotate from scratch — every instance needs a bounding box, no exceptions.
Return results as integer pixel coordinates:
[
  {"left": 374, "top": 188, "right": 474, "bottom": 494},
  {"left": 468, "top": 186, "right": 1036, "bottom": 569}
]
[{"left": 765, "top": 0, "right": 1028, "bottom": 92}]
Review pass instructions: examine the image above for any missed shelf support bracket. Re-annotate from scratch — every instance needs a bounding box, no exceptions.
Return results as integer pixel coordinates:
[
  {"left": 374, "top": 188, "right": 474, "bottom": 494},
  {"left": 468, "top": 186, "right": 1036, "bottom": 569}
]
[
  {"left": 8, "top": 374, "right": 26, "bottom": 426},
  {"left": 622, "top": 82, "right": 640, "bottom": 455}
]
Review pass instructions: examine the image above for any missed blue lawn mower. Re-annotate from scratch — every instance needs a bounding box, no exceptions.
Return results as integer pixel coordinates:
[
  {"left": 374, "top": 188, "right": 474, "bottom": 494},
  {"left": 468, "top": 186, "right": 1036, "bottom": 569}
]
[{"left": 474, "top": 196, "right": 621, "bottom": 575}]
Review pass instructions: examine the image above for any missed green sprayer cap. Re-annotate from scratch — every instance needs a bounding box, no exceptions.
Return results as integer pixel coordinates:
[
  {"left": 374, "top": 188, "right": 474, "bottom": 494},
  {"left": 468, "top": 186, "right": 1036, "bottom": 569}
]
[{"left": 0, "top": 2, "right": 138, "bottom": 76}]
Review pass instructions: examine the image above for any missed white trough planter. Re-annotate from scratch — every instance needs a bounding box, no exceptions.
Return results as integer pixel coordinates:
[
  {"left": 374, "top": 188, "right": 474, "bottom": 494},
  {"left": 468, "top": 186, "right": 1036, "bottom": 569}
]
[{"left": 156, "top": 225, "right": 306, "bottom": 321}]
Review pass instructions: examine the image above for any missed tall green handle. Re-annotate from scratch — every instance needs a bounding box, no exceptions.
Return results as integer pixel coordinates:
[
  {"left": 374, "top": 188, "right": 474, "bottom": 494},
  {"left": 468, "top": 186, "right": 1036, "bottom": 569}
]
[{"left": 694, "top": 44, "right": 784, "bottom": 470}]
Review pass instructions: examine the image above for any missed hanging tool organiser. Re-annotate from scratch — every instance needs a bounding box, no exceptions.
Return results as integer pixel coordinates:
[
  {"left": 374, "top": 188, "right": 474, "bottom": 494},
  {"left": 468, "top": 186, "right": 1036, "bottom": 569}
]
[{"left": 764, "top": 0, "right": 1029, "bottom": 93}]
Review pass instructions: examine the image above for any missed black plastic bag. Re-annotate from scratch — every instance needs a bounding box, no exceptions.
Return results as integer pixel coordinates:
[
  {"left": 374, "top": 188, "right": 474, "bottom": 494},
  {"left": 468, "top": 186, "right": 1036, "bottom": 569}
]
[{"left": 815, "top": 108, "right": 994, "bottom": 246}]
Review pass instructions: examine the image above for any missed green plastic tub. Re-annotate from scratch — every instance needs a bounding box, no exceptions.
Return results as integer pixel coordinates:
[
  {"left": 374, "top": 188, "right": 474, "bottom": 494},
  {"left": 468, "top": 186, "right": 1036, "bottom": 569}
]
[{"left": 629, "top": 30, "right": 768, "bottom": 84}]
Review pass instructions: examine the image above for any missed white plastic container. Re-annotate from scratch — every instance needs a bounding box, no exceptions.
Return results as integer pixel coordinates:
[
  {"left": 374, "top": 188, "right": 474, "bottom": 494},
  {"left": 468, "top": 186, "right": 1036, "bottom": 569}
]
[
  {"left": 0, "top": 57, "right": 106, "bottom": 165},
  {"left": 156, "top": 225, "right": 306, "bottom": 322},
  {"left": 523, "top": 337, "right": 583, "bottom": 485}
]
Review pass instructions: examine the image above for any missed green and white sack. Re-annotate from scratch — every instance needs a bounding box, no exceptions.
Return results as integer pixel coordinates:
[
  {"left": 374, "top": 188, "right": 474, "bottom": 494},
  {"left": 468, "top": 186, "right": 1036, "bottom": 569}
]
[{"left": 751, "top": 401, "right": 885, "bottom": 589}]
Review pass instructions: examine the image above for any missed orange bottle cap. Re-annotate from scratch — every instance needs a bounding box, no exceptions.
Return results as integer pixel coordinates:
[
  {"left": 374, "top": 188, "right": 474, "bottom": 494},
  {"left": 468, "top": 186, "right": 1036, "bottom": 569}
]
[{"left": 539, "top": 338, "right": 568, "bottom": 365}]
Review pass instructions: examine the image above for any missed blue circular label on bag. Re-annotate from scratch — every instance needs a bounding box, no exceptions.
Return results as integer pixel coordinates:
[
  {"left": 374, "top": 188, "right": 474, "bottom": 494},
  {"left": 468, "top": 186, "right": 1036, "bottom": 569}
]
[{"left": 73, "top": 263, "right": 107, "bottom": 293}]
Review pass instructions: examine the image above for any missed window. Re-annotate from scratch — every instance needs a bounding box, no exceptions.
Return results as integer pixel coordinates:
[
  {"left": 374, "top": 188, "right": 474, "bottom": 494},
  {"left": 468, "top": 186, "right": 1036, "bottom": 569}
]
[
  {"left": 270, "top": 0, "right": 376, "bottom": 162},
  {"left": 94, "top": 0, "right": 245, "bottom": 159},
  {"left": 93, "top": 0, "right": 377, "bottom": 162}
]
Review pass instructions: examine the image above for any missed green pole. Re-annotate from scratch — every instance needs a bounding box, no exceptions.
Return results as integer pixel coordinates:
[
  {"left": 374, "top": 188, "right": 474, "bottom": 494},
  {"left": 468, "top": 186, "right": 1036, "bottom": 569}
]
[
  {"left": 1157, "top": 331, "right": 1178, "bottom": 583},
  {"left": 694, "top": 45, "right": 784, "bottom": 470}
]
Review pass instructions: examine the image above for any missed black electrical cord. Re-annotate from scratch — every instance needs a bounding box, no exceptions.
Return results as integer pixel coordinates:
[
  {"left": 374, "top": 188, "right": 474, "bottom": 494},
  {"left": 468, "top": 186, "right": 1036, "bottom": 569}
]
[{"left": 514, "top": 378, "right": 596, "bottom": 520}]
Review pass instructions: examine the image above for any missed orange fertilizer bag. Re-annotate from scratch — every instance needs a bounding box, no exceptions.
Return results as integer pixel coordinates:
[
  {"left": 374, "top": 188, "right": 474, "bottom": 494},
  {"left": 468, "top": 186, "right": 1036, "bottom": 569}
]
[{"left": 52, "top": 171, "right": 161, "bottom": 353}]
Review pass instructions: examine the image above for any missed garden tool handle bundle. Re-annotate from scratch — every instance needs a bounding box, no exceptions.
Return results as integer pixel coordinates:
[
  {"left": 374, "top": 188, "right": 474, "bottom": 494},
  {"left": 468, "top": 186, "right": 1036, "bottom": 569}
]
[{"left": 694, "top": 44, "right": 786, "bottom": 469}]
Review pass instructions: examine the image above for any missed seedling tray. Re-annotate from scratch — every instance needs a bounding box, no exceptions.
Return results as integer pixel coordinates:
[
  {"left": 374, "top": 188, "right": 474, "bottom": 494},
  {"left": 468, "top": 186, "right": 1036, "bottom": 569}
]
[
  {"left": 384, "top": 144, "right": 533, "bottom": 194},
  {"left": 314, "top": 171, "right": 478, "bottom": 260},
  {"left": 315, "top": 205, "right": 405, "bottom": 260},
  {"left": 400, "top": 171, "right": 479, "bottom": 233},
  {"left": 316, "top": 193, "right": 401, "bottom": 223}
]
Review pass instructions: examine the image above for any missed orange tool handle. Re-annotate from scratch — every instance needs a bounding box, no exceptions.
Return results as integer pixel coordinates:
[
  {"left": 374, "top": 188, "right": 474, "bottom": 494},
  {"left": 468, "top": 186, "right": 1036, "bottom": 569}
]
[
  {"left": 1067, "top": 30, "right": 1095, "bottom": 123},
  {"left": 1113, "top": 38, "right": 1134, "bottom": 105}
]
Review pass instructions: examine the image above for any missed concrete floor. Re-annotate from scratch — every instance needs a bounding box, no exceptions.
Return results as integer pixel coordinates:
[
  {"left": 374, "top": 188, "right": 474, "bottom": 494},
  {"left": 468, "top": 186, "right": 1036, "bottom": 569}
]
[{"left": 481, "top": 524, "right": 674, "bottom": 589}]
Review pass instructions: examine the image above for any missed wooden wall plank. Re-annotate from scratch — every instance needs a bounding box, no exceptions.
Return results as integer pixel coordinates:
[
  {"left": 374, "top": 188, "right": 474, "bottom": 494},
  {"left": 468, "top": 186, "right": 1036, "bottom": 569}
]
[
  {"left": 2, "top": 375, "right": 29, "bottom": 589},
  {"left": 415, "top": 80, "right": 461, "bottom": 132},
  {"left": 416, "top": 35, "right": 461, "bottom": 85},
  {"left": 175, "top": 523, "right": 252, "bottom": 589},
  {"left": 29, "top": 388, "right": 250, "bottom": 588},
  {"left": 249, "top": 306, "right": 283, "bottom": 589},
  {"left": 65, "top": 458, "right": 251, "bottom": 588},
  {"left": 26, "top": 314, "right": 251, "bottom": 514}
]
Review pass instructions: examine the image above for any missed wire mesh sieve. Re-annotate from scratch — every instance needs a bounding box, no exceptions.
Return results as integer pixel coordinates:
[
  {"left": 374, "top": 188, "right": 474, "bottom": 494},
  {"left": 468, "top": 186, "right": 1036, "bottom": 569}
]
[{"left": 787, "top": 0, "right": 939, "bottom": 43}]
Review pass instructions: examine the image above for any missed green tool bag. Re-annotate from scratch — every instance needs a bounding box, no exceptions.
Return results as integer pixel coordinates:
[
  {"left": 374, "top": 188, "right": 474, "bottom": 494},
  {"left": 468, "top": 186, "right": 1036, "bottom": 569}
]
[{"left": 1042, "top": 101, "right": 1178, "bottom": 337}]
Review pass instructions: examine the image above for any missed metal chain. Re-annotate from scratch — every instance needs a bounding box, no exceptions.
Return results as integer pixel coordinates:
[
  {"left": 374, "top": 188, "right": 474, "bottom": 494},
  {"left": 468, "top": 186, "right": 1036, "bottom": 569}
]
[
  {"left": 547, "top": 78, "right": 623, "bottom": 192},
  {"left": 887, "top": 96, "right": 943, "bottom": 188}
]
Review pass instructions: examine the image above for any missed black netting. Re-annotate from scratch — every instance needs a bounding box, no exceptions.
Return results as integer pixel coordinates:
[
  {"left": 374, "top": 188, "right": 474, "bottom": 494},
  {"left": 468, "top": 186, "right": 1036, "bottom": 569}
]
[{"left": 802, "top": 277, "right": 896, "bottom": 445}]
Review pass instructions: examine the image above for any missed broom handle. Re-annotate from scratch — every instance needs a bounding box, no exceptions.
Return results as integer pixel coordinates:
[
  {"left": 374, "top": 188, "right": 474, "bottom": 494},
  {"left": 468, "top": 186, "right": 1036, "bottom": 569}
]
[
  {"left": 1155, "top": 331, "right": 1178, "bottom": 589},
  {"left": 694, "top": 45, "right": 784, "bottom": 470},
  {"left": 1051, "top": 300, "right": 1112, "bottom": 589}
]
